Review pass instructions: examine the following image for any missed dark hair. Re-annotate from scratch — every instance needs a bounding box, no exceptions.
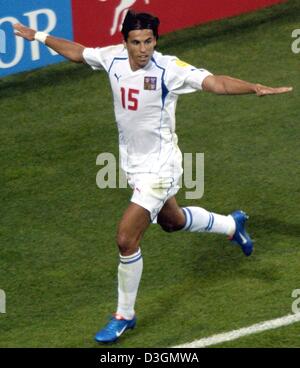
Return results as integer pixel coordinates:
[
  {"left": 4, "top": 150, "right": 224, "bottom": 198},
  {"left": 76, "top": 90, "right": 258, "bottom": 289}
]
[{"left": 121, "top": 10, "right": 160, "bottom": 41}]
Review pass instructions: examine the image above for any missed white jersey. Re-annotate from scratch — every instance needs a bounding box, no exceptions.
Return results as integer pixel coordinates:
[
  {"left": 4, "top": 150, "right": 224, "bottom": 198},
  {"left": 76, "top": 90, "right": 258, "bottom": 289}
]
[{"left": 83, "top": 44, "right": 212, "bottom": 174}]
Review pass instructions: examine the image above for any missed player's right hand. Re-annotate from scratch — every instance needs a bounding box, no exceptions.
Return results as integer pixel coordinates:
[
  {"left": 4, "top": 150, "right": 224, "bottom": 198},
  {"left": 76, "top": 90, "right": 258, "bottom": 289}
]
[
  {"left": 255, "top": 83, "right": 293, "bottom": 96},
  {"left": 13, "top": 23, "right": 36, "bottom": 41}
]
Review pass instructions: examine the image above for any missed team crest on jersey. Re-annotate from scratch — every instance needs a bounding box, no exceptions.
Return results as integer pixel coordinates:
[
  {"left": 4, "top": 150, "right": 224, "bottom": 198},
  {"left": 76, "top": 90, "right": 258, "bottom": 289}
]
[{"left": 144, "top": 77, "right": 157, "bottom": 91}]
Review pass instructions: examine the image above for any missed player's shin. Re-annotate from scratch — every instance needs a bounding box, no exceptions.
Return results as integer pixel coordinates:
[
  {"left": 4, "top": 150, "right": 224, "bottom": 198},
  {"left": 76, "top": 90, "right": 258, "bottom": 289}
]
[
  {"left": 116, "top": 248, "right": 143, "bottom": 320},
  {"left": 182, "top": 207, "right": 235, "bottom": 236}
]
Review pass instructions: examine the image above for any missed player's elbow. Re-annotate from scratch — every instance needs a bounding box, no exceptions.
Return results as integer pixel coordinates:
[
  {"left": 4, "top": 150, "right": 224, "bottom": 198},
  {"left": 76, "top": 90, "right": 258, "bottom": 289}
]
[
  {"left": 63, "top": 44, "right": 85, "bottom": 63},
  {"left": 72, "top": 48, "right": 85, "bottom": 63},
  {"left": 203, "top": 75, "right": 226, "bottom": 94}
]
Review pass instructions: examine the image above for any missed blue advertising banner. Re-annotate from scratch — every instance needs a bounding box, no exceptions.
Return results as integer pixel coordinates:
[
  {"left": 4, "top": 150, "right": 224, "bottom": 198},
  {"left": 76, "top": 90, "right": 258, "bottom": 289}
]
[{"left": 0, "top": 0, "right": 73, "bottom": 77}]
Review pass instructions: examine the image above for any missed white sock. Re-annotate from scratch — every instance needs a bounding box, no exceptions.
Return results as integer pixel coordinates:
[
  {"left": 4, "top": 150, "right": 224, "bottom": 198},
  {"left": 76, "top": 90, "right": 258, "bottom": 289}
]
[
  {"left": 182, "top": 206, "right": 235, "bottom": 236},
  {"left": 116, "top": 248, "right": 143, "bottom": 320}
]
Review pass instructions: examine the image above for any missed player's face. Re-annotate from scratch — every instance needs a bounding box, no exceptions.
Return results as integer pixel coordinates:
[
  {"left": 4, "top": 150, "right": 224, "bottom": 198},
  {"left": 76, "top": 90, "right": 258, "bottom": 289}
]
[{"left": 125, "top": 29, "right": 157, "bottom": 71}]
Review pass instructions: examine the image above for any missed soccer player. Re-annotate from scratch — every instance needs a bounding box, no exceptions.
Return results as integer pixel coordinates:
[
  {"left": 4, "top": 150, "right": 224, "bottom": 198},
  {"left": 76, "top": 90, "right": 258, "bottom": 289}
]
[{"left": 14, "top": 11, "right": 292, "bottom": 344}]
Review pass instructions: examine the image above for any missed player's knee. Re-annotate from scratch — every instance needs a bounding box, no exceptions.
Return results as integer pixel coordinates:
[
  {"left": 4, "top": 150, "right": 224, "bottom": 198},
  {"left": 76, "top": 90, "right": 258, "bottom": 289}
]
[
  {"left": 116, "top": 232, "right": 138, "bottom": 255},
  {"left": 158, "top": 219, "right": 184, "bottom": 233}
]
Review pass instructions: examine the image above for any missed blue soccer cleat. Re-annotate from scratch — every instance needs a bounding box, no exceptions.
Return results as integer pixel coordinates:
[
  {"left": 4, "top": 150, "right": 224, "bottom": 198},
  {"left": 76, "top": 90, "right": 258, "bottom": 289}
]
[
  {"left": 94, "top": 314, "right": 136, "bottom": 343},
  {"left": 229, "top": 210, "right": 253, "bottom": 256}
]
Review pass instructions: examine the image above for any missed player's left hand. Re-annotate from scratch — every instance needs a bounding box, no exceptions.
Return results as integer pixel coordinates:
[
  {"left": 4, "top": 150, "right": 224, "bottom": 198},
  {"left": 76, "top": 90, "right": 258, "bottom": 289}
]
[
  {"left": 255, "top": 84, "right": 293, "bottom": 96},
  {"left": 13, "top": 23, "right": 36, "bottom": 41}
]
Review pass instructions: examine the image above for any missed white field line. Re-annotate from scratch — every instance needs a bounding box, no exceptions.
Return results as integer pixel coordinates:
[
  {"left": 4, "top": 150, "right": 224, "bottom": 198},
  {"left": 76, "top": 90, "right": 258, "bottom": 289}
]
[{"left": 173, "top": 313, "right": 300, "bottom": 348}]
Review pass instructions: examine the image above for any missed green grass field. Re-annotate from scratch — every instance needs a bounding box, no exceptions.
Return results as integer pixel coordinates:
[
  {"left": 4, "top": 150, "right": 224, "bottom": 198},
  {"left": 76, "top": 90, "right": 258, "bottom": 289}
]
[{"left": 0, "top": 0, "right": 300, "bottom": 348}]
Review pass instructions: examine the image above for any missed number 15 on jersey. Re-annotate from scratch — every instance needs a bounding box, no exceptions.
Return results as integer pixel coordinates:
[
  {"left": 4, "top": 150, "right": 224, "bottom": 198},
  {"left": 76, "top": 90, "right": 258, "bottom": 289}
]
[{"left": 121, "top": 87, "right": 140, "bottom": 111}]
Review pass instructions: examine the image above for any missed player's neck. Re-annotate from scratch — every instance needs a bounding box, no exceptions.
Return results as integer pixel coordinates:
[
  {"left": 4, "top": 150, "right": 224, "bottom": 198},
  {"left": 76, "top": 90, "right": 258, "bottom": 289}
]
[
  {"left": 128, "top": 55, "right": 152, "bottom": 72},
  {"left": 129, "top": 62, "right": 140, "bottom": 71},
  {"left": 128, "top": 58, "right": 144, "bottom": 72}
]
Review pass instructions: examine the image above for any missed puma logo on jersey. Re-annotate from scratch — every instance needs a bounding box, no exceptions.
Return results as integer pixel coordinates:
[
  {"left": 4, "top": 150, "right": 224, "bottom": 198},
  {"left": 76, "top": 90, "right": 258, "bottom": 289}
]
[
  {"left": 115, "top": 73, "right": 122, "bottom": 82},
  {"left": 144, "top": 76, "right": 157, "bottom": 90}
]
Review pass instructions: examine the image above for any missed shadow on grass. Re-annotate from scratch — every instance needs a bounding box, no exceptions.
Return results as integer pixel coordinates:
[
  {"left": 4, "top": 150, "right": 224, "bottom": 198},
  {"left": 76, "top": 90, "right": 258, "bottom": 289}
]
[
  {"left": 251, "top": 215, "right": 300, "bottom": 238},
  {"left": 187, "top": 213, "right": 300, "bottom": 283}
]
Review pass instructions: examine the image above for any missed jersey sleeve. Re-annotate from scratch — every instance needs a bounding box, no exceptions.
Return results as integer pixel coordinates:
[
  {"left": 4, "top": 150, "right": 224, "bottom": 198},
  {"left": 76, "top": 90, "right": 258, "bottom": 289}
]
[
  {"left": 82, "top": 44, "right": 125, "bottom": 72},
  {"left": 164, "top": 58, "right": 213, "bottom": 94}
]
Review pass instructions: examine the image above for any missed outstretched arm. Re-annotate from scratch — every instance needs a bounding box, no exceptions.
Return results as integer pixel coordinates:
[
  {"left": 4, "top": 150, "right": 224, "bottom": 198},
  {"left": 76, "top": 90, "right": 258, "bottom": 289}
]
[
  {"left": 13, "top": 23, "right": 85, "bottom": 63},
  {"left": 202, "top": 75, "right": 293, "bottom": 96}
]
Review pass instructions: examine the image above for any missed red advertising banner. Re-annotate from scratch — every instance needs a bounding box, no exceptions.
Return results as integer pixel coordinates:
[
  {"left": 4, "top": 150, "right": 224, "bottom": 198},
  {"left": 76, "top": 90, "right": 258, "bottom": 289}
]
[{"left": 71, "top": 0, "right": 285, "bottom": 47}]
